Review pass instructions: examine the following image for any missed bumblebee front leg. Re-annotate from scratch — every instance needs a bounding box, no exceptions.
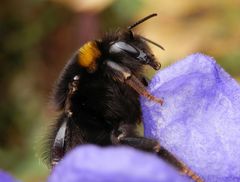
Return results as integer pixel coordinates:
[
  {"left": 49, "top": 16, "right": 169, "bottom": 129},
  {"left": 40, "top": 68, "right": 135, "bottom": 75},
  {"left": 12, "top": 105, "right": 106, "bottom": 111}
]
[{"left": 111, "top": 124, "right": 204, "bottom": 182}]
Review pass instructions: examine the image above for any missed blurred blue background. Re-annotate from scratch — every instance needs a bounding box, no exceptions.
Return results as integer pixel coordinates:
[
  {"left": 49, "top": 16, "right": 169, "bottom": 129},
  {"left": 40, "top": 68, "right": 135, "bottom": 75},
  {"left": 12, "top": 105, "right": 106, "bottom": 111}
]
[{"left": 0, "top": 0, "right": 239, "bottom": 181}]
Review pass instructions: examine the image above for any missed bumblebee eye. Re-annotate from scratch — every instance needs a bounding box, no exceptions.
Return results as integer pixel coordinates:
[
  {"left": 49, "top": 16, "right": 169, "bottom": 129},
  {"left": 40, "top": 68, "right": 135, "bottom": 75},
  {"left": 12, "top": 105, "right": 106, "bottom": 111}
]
[
  {"left": 109, "top": 41, "right": 148, "bottom": 64},
  {"left": 109, "top": 41, "right": 139, "bottom": 57},
  {"left": 109, "top": 41, "right": 160, "bottom": 70}
]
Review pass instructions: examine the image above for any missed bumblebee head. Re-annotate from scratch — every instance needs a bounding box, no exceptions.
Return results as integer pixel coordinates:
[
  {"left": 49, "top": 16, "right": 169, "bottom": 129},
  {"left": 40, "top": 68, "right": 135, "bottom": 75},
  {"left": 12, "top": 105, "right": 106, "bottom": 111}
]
[
  {"left": 96, "top": 13, "right": 163, "bottom": 73},
  {"left": 77, "top": 13, "right": 164, "bottom": 104},
  {"left": 107, "top": 36, "right": 161, "bottom": 71}
]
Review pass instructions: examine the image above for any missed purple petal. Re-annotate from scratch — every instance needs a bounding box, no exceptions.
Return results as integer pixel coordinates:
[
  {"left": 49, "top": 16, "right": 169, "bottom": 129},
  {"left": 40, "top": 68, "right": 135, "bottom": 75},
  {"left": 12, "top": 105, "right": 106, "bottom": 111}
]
[
  {"left": 0, "top": 170, "right": 19, "bottom": 182},
  {"left": 141, "top": 53, "right": 240, "bottom": 182},
  {"left": 48, "top": 145, "right": 189, "bottom": 182}
]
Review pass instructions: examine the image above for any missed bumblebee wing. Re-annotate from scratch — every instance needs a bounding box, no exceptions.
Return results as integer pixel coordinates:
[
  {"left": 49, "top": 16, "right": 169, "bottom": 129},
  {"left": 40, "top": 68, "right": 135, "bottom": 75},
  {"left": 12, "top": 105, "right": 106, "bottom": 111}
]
[
  {"left": 50, "top": 115, "right": 68, "bottom": 166},
  {"left": 52, "top": 52, "right": 84, "bottom": 110},
  {"left": 50, "top": 114, "right": 86, "bottom": 167}
]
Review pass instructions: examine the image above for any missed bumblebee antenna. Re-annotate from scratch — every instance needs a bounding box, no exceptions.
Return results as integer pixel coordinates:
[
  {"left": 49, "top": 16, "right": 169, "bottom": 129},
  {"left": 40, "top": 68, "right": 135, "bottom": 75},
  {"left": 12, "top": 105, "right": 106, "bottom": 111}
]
[
  {"left": 128, "top": 13, "right": 157, "bottom": 30},
  {"left": 140, "top": 36, "right": 165, "bottom": 50},
  {"left": 127, "top": 13, "right": 164, "bottom": 50}
]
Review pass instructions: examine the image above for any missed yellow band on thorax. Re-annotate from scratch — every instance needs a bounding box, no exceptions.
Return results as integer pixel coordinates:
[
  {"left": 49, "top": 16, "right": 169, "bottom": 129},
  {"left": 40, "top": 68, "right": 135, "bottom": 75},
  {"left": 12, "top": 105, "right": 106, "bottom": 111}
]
[{"left": 78, "top": 41, "right": 101, "bottom": 69}]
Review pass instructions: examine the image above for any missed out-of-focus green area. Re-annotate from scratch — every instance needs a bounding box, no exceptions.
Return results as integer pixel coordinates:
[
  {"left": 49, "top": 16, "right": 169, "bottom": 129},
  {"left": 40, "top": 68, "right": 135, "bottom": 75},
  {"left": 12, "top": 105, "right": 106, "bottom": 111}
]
[{"left": 0, "top": 0, "right": 239, "bottom": 181}]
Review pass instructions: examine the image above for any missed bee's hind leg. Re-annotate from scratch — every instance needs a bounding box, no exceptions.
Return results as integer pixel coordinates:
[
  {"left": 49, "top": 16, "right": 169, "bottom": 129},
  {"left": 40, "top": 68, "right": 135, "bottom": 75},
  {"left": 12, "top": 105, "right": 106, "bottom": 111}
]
[{"left": 111, "top": 123, "right": 204, "bottom": 182}]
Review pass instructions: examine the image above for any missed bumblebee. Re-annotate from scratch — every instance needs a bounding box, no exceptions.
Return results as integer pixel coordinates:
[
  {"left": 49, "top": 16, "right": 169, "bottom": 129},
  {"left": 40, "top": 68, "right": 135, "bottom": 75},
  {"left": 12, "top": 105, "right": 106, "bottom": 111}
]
[{"left": 48, "top": 13, "right": 203, "bottom": 182}]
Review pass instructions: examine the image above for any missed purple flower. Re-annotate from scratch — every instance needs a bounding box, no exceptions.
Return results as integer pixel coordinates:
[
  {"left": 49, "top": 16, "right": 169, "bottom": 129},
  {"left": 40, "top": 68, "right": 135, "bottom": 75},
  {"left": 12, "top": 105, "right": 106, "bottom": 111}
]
[
  {"left": 48, "top": 53, "right": 240, "bottom": 182},
  {"left": 0, "top": 170, "right": 18, "bottom": 182},
  {"left": 48, "top": 145, "right": 188, "bottom": 182},
  {"left": 141, "top": 53, "right": 240, "bottom": 182}
]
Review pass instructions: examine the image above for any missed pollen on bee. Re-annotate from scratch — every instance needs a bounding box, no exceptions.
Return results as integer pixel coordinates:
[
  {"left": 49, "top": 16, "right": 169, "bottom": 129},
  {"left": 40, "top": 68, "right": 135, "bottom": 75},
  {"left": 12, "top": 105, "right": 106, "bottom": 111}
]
[{"left": 78, "top": 41, "right": 101, "bottom": 70}]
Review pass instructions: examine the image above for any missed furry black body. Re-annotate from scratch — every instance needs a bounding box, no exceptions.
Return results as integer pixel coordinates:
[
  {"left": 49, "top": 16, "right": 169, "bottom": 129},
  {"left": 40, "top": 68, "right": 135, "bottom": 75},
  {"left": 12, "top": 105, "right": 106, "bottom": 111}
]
[
  {"left": 47, "top": 14, "right": 204, "bottom": 182},
  {"left": 50, "top": 32, "right": 150, "bottom": 161}
]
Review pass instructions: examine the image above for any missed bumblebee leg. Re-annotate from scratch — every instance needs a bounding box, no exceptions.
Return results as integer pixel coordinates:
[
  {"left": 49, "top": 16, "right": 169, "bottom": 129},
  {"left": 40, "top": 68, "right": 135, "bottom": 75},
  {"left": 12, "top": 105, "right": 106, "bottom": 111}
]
[{"left": 119, "top": 136, "right": 203, "bottom": 182}]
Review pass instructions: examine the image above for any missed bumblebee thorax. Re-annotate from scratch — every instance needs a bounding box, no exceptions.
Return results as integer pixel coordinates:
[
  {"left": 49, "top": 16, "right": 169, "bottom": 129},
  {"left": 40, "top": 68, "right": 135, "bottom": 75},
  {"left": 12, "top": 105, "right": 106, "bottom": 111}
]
[{"left": 78, "top": 41, "right": 101, "bottom": 72}]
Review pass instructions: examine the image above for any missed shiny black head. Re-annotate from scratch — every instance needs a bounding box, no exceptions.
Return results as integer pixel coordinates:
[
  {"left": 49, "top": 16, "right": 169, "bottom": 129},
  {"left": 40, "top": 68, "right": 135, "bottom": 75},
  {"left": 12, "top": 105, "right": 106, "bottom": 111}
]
[{"left": 96, "top": 13, "right": 164, "bottom": 74}]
